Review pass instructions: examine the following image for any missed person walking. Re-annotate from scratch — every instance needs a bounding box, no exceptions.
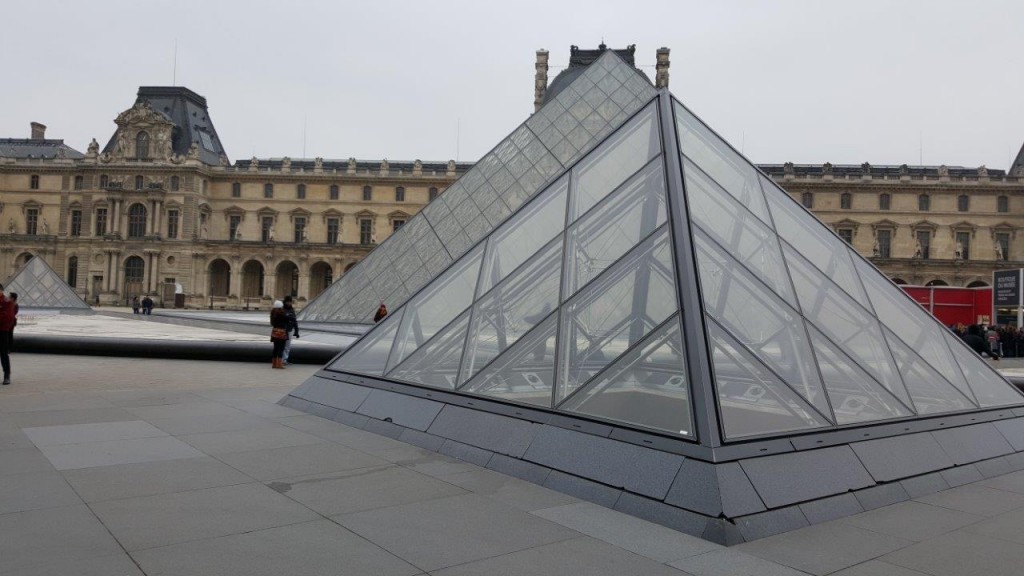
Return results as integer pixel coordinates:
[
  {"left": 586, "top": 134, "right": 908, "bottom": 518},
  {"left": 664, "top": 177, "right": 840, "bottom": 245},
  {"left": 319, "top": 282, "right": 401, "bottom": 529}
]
[
  {"left": 270, "top": 300, "right": 289, "bottom": 369},
  {"left": 0, "top": 289, "right": 17, "bottom": 385},
  {"left": 282, "top": 296, "right": 300, "bottom": 366}
]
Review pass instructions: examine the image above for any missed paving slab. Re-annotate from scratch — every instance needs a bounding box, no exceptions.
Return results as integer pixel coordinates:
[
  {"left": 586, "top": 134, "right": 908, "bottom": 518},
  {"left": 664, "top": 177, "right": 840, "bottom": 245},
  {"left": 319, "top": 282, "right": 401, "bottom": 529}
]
[
  {"left": 335, "top": 493, "right": 580, "bottom": 573},
  {"left": 533, "top": 501, "right": 719, "bottom": 564},
  {"left": 0, "top": 447, "right": 55, "bottom": 476},
  {"left": 882, "top": 529, "right": 1024, "bottom": 576},
  {"left": 0, "top": 470, "right": 82, "bottom": 514},
  {"left": 0, "top": 505, "right": 124, "bottom": 573},
  {"left": 0, "top": 391, "right": 115, "bottom": 413},
  {"left": 431, "top": 535, "right": 690, "bottom": 576},
  {"left": 1, "top": 553, "right": 145, "bottom": 576},
  {"left": 977, "top": 469, "right": 1024, "bottom": 494},
  {"left": 178, "top": 423, "right": 325, "bottom": 455},
  {"left": 829, "top": 560, "right": 932, "bottom": 576},
  {"left": 269, "top": 465, "right": 465, "bottom": 516},
  {"left": 4, "top": 406, "right": 137, "bottom": 427},
  {"left": 736, "top": 521, "right": 913, "bottom": 575},
  {"left": 60, "top": 456, "right": 252, "bottom": 502},
  {"left": 914, "top": 483, "right": 1024, "bottom": 516},
  {"left": 131, "top": 519, "right": 420, "bottom": 576},
  {"left": 144, "top": 410, "right": 285, "bottom": 435},
  {"left": 36, "top": 435, "right": 204, "bottom": 470},
  {"left": 22, "top": 420, "right": 166, "bottom": 446},
  {"left": 669, "top": 548, "right": 813, "bottom": 576},
  {"left": 960, "top": 506, "right": 1024, "bottom": 546},
  {"left": 440, "top": 468, "right": 578, "bottom": 512},
  {"left": 126, "top": 400, "right": 248, "bottom": 420},
  {"left": 839, "top": 500, "right": 984, "bottom": 542},
  {"left": 89, "top": 482, "right": 319, "bottom": 551},
  {"left": 215, "top": 441, "right": 388, "bottom": 481}
]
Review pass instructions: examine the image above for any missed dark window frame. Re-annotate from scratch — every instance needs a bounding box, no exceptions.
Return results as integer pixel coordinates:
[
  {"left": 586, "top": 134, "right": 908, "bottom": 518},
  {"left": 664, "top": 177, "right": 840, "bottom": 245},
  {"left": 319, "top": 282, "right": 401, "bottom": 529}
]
[
  {"left": 362, "top": 185, "right": 372, "bottom": 201},
  {"left": 232, "top": 182, "right": 241, "bottom": 198},
  {"left": 957, "top": 194, "right": 969, "bottom": 212},
  {"left": 127, "top": 203, "right": 147, "bottom": 238},
  {"left": 840, "top": 193, "right": 852, "bottom": 210},
  {"left": 167, "top": 210, "right": 179, "bottom": 239},
  {"left": 264, "top": 183, "right": 274, "bottom": 199},
  {"left": 395, "top": 186, "right": 405, "bottom": 202},
  {"left": 297, "top": 183, "right": 306, "bottom": 199},
  {"left": 70, "top": 209, "right": 82, "bottom": 237},
  {"left": 330, "top": 184, "right": 339, "bottom": 200},
  {"left": 29, "top": 174, "right": 39, "bottom": 189},
  {"left": 998, "top": 195, "right": 1010, "bottom": 213}
]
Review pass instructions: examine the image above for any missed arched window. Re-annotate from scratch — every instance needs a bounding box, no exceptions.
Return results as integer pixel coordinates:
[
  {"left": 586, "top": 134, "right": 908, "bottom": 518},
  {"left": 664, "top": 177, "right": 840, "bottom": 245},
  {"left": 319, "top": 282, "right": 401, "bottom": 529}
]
[
  {"left": 998, "top": 195, "right": 1009, "bottom": 213},
  {"left": 232, "top": 182, "right": 241, "bottom": 198},
  {"left": 297, "top": 184, "right": 306, "bottom": 199},
  {"left": 840, "top": 193, "right": 852, "bottom": 209},
  {"left": 264, "top": 183, "right": 273, "bottom": 198},
  {"left": 330, "top": 184, "right": 339, "bottom": 200},
  {"left": 99, "top": 174, "right": 109, "bottom": 188},
  {"left": 170, "top": 176, "right": 179, "bottom": 191},
  {"left": 801, "top": 192, "right": 813, "bottom": 209},
  {"left": 429, "top": 187, "right": 439, "bottom": 201},
  {"left": 127, "top": 203, "right": 147, "bottom": 238},
  {"left": 879, "top": 193, "right": 891, "bottom": 211},
  {"left": 395, "top": 186, "right": 405, "bottom": 202},
  {"left": 918, "top": 194, "right": 930, "bottom": 211},
  {"left": 135, "top": 175, "right": 144, "bottom": 190},
  {"left": 362, "top": 185, "right": 372, "bottom": 201},
  {"left": 124, "top": 256, "right": 145, "bottom": 285},
  {"left": 135, "top": 131, "right": 149, "bottom": 159},
  {"left": 67, "top": 256, "right": 78, "bottom": 288},
  {"left": 957, "top": 194, "right": 969, "bottom": 212}
]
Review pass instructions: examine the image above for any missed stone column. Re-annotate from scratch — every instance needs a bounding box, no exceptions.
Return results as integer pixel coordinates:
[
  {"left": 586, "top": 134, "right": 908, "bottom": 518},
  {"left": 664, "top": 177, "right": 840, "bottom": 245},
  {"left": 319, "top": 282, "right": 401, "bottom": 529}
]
[
  {"left": 297, "top": 272, "right": 310, "bottom": 301},
  {"left": 263, "top": 271, "right": 276, "bottom": 299},
  {"left": 152, "top": 252, "right": 162, "bottom": 294},
  {"left": 534, "top": 49, "right": 549, "bottom": 113}
]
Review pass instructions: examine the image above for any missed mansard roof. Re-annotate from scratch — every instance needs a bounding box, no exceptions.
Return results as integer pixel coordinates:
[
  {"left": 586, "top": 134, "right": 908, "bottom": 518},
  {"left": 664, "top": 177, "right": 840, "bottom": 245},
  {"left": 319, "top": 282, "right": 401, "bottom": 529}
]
[{"left": 0, "top": 138, "right": 83, "bottom": 159}]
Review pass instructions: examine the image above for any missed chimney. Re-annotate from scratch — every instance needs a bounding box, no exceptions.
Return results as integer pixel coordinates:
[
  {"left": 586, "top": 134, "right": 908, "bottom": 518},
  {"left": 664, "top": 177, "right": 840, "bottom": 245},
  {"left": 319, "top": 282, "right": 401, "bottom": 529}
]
[
  {"left": 534, "top": 49, "right": 549, "bottom": 112},
  {"left": 30, "top": 122, "right": 46, "bottom": 140},
  {"left": 655, "top": 47, "right": 670, "bottom": 89}
]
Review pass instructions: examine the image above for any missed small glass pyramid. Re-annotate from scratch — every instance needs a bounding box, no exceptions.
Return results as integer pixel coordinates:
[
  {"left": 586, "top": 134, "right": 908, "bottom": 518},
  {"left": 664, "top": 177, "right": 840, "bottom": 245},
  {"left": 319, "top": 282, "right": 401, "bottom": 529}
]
[
  {"left": 318, "top": 53, "right": 1023, "bottom": 443},
  {"left": 2, "top": 256, "right": 90, "bottom": 310}
]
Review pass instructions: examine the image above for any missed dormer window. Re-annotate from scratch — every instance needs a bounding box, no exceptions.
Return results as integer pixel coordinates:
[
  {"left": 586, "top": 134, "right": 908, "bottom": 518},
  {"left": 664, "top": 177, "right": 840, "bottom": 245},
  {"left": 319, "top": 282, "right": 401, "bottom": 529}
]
[{"left": 136, "top": 131, "right": 149, "bottom": 159}]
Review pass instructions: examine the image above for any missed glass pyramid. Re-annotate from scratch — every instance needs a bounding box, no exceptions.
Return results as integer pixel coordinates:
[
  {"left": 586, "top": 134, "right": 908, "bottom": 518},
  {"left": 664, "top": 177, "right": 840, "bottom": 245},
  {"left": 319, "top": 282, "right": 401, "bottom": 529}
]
[
  {"left": 321, "top": 73, "right": 1023, "bottom": 444},
  {"left": 300, "top": 50, "right": 658, "bottom": 323},
  {"left": 2, "top": 257, "right": 91, "bottom": 311}
]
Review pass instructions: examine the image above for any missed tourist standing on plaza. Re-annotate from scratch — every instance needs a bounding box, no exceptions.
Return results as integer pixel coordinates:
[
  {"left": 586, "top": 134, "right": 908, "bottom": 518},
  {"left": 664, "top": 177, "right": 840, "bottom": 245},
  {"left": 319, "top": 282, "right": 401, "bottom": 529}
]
[
  {"left": 282, "top": 296, "right": 300, "bottom": 366},
  {"left": 374, "top": 302, "right": 388, "bottom": 323},
  {"left": 141, "top": 295, "right": 154, "bottom": 315},
  {"left": 131, "top": 296, "right": 140, "bottom": 314},
  {"left": 0, "top": 288, "right": 17, "bottom": 385},
  {"left": 270, "top": 300, "right": 289, "bottom": 369}
]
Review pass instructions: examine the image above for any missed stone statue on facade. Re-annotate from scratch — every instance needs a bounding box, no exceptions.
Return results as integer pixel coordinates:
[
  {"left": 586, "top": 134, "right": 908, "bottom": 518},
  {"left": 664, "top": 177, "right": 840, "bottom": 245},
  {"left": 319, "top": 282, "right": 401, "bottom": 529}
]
[
  {"left": 347, "top": 158, "right": 357, "bottom": 174},
  {"left": 87, "top": 138, "right": 99, "bottom": 156},
  {"left": 938, "top": 165, "right": 949, "bottom": 178},
  {"left": 281, "top": 157, "right": 291, "bottom": 172},
  {"left": 234, "top": 229, "right": 242, "bottom": 241},
  {"left": 268, "top": 227, "right": 274, "bottom": 242},
  {"left": 783, "top": 162, "right": 795, "bottom": 175},
  {"left": 187, "top": 142, "right": 200, "bottom": 160},
  {"left": 413, "top": 159, "right": 423, "bottom": 176},
  {"left": 314, "top": 157, "right": 323, "bottom": 172},
  {"left": 861, "top": 162, "right": 871, "bottom": 175},
  {"left": 249, "top": 157, "right": 259, "bottom": 171},
  {"left": 899, "top": 164, "right": 910, "bottom": 177},
  {"left": 955, "top": 241, "right": 964, "bottom": 260},
  {"left": 978, "top": 165, "right": 989, "bottom": 178},
  {"left": 872, "top": 239, "right": 880, "bottom": 257},
  {"left": 447, "top": 160, "right": 456, "bottom": 175},
  {"left": 40, "top": 218, "right": 48, "bottom": 235},
  {"left": 117, "top": 129, "right": 130, "bottom": 156},
  {"left": 379, "top": 159, "right": 389, "bottom": 175},
  {"left": 822, "top": 162, "right": 833, "bottom": 175},
  {"left": 201, "top": 224, "right": 208, "bottom": 239},
  {"left": 8, "top": 219, "right": 16, "bottom": 234},
  {"left": 155, "top": 129, "right": 170, "bottom": 158},
  {"left": 914, "top": 240, "right": 923, "bottom": 259},
  {"left": 996, "top": 241, "right": 1004, "bottom": 261}
]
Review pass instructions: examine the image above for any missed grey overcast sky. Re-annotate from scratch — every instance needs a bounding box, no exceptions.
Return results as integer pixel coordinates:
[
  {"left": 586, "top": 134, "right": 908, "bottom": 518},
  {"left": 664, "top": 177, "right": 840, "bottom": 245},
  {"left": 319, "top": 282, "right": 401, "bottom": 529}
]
[{"left": 2, "top": 0, "right": 1022, "bottom": 169}]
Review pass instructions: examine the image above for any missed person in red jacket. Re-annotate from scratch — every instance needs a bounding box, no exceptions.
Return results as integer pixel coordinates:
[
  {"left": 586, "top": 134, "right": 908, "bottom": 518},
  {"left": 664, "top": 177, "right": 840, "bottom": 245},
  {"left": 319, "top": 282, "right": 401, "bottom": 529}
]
[{"left": 0, "top": 287, "right": 16, "bottom": 385}]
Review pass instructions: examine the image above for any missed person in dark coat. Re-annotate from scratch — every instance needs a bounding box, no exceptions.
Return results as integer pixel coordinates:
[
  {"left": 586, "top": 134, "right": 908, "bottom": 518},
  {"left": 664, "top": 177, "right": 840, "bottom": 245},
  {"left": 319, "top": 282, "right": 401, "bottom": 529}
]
[
  {"left": 282, "top": 296, "right": 300, "bottom": 366},
  {"left": 270, "top": 300, "right": 289, "bottom": 369},
  {"left": 963, "top": 324, "right": 1000, "bottom": 361},
  {"left": 0, "top": 289, "right": 17, "bottom": 385},
  {"left": 141, "top": 295, "right": 154, "bottom": 315},
  {"left": 131, "top": 296, "right": 140, "bottom": 314},
  {"left": 373, "top": 302, "right": 388, "bottom": 323}
]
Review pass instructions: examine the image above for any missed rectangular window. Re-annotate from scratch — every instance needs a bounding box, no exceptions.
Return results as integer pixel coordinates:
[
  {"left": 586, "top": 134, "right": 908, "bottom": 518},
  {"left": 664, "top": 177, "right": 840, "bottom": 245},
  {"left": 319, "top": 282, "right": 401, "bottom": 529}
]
[
  {"left": 876, "top": 229, "right": 891, "bottom": 258},
  {"left": 362, "top": 186, "right": 372, "bottom": 201},
  {"left": 30, "top": 175, "right": 39, "bottom": 189},
  {"left": 70, "top": 209, "right": 82, "bottom": 237},
  {"left": 392, "top": 219, "right": 406, "bottom": 232},
  {"left": 840, "top": 193, "right": 851, "bottom": 209},
  {"left": 429, "top": 187, "right": 439, "bottom": 201},
  {"left": 261, "top": 216, "right": 274, "bottom": 242},
  {"left": 264, "top": 183, "right": 273, "bottom": 199},
  {"left": 294, "top": 217, "right": 307, "bottom": 243},
  {"left": 997, "top": 232, "right": 1010, "bottom": 261},
  {"left": 167, "top": 210, "right": 179, "bottom": 239},
  {"left": 801, "top": 192, "right": 813, "bottom": 209},
  {"left": 229, "top": 215, "right": 241, "bottom": 240},
  {"left": 999, "top": 196, "right": 1009, "bottom": 213},
  {"left": 330, "top": 185, "right": 339, "bottom": 200},
  {"left": 297, "top": 184, "right": 306, "bottom": 199},
  {"left": 916, "top": 230, "right": 930, "bottom": 260},
  {"left": 74, "top": 175, "right": 84, "bottom": 190},
  {"left": 232, "top": 182, "right": 241, "bottom": 198},
  {"left": 327, "top": 218, "right": 339, "bottom": 244},
  {"left": 879, "top": 194, "right": 891, "bottom": 210},
  {"left": 26, "top": 209, "right": 38, "bottom": 235},
  {"left": 956, "top": 231, "right": 971, "bottom": 260},
  {"left": 837, "top": 228, "right": 853, "bottom": 245},
  {"left": 395, "top": 187, "right": 405, "bottom": 202},
  {"left": 95, "top": 208, "right": 107, "bottom": 236},
  {"left": 359, "top": 218, "right": 373, "bottom": 245}
]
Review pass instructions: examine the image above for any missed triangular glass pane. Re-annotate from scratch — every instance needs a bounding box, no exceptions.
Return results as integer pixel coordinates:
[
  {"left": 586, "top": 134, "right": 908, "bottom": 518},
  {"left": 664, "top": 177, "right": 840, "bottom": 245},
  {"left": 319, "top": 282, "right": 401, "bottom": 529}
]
[
  {"left": 563, "top": 157, "right": 667, "bottom": 300},
  {"left": 886, "top": 328, "right": 975, "bottom": 414},
  {"left": 328, "top": 308, "right": 404, "bottom": 376},
  {"left": 708, "top": 318, "right": 829, "bottom": 439},
  {"left": 477, "top": 176, "right": 568, "bottom": 296},
  {"left": 684, "top": 156, "right": 796, "bottom": 307},
  {"left": 762, "top": 174, "right": 870, "bottom": 309},
  {"left": 569, "top": 101, "right": 661, "bottom": 221},
  {"left": 853, "top": 257, "right": 975, "bottom": 404},
  {"left": 561, "top": 316, "right": 694, "bottom": 438},
  {"left": 782, "top": 243, "right": 911, "bottom": 408},
  {"left": 461, "top": 237, "right": 563, "bottom": 383},
  {"left": 808, "top": 325, "right": 913, "bottom": 424},
  {"left": 557, "top": 226, "right": 677, "bottom": 404},
  {"left": 461, "top": 313, "right": 558, "bottom": 408},
  {"left": 674, "top": 101, "right": 771, "bottom": 226},
  {"left": 388, "top": 311, "right": 470, "bottom": 390},
  {"left": 694, "top": 229, "right": 832, "bottom": 422},
  {"left": 388, "top": 245, "right": 483, "bottom": 371},
  {"left": 943, "top": 330, "right": 1024, "bottom": 407}
]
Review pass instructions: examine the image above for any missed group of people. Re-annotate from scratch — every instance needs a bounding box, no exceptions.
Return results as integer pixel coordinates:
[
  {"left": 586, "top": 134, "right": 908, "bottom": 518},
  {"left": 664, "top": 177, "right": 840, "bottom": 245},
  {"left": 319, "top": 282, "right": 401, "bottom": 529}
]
[
  {"left": 269, "top": 296, "right": 300, "bottom": 369},
  {"left": 0, "top": 285, "right": 19, "bottom": 386},
  {"left": 131, "top": 295, "right": 154, "bottom": 315},
  {"left": 951, "top": 323, "right": 1024, "bottom": 360}
]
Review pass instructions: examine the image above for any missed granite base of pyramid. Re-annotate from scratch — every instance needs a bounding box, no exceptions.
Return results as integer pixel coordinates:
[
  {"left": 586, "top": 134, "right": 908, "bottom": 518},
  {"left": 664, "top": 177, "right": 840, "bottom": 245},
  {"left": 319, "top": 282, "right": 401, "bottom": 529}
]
[{"left": 282, "top": 373, "right": 1024, "bottom": 544}]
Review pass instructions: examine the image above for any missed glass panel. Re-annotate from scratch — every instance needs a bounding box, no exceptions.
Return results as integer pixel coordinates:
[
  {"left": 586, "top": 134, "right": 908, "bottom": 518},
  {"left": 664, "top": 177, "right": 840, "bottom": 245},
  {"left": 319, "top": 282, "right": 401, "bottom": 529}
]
[
  {"left": 808, "top": 325, "right": 913, "bottom": 425},
  {"left": 329, "top": 308, "right": 404, "bottom": 376},
  {"left": 684, "top": 157, "right": 796, "bottom": 306},
  {"left": 557, "top": 226, "right": 677, "bottom": 404},
  {"left": 763, "top": 174, "right": 870, "bottom": 309},
  {"left": 388, "top": 246, "right": 483, "bottom": 371},
  {"left": 462, "top": 313, "right": 558, "bottom": 408},
  {"left": 944, "top": 331, "right": 1023, "bottom": 407},
  {"left": 674, "top": 101, "right": 771, "bottom": 225},
  {"left": 782, "top": 244, "right": 911, "bottom": 408},
  {"left": 569, "top": 102, "right": 660, "bottom": 221},
  {"left": 561, "top": 316, "right": 694, "bottom": 438},
  {"left": 477, "top": 176, "right": 568, "bottom": 296},
  {"left": 886, "top": 328, "right": 974, "bottom": 414},
  {"left": 388, "top": 311, "right": 470, "bottom": 390},
  {"left": 563, "top": 158, "right": 667, "bottom": 300},
  {"left": 461, "top": 237, "right": 563, "bottom": 383},
  {"left": 853, "top": 257, "right": 974, "bottom": 403},
  {"left": 708, "top": 319, "right": 829, "bottom": 439},
  {"left": 694, "top": 230, "right": 831, "bottom": 421}
]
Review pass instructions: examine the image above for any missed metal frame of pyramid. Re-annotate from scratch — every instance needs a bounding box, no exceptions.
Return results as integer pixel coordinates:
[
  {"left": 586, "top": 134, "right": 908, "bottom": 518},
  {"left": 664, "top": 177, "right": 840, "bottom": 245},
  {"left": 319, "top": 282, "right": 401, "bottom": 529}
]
[
  {"left": 2, "top": 256, "right": 91, "bottom": 311},
  {"left": 283, "top": 53, "right": 1024, "bottom": 544}
]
